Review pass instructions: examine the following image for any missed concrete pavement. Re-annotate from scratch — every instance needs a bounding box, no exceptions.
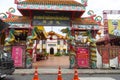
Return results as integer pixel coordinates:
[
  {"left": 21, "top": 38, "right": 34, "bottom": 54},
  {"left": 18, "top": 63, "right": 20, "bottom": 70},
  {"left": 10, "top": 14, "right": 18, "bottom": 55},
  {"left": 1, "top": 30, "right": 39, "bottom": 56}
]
[
  {"left": 13, "top": 68, "right": 120, "bottom": 75},
  {"left": 13, "top": 56, "right": 120, "bottom": 75},
  {"left": 79, "top": 77, "right": 116, "bottom": 80}
]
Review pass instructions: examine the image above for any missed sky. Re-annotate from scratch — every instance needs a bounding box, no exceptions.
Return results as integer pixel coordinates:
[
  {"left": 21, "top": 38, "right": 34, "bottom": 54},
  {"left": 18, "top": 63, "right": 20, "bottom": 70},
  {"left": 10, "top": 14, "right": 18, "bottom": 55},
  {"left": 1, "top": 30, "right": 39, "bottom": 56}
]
[{"left": 0, "top": 0, "right": 120, "bottom": 35}]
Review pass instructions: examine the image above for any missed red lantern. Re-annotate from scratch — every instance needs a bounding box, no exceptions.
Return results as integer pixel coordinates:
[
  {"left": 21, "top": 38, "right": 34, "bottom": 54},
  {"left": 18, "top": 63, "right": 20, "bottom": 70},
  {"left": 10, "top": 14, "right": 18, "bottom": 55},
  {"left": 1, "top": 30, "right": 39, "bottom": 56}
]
[{"left": 50, "top": 36, "right": 53, "bottom": 40}]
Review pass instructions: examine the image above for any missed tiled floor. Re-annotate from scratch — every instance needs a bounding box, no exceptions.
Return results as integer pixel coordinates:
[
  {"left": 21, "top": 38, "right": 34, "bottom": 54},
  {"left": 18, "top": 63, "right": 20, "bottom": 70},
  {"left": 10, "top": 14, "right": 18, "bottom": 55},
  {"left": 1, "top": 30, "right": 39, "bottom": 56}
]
[{"left": 32, "top": 55, "right": 70, "bottom": 69}]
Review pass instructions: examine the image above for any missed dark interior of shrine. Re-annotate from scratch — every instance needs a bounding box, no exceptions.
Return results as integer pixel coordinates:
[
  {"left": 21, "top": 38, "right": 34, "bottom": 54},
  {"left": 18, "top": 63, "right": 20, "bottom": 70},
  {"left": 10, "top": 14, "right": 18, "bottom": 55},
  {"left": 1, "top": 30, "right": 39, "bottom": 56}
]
[{"left": 14, "top": 29, "right": 28, "bottom": 41}]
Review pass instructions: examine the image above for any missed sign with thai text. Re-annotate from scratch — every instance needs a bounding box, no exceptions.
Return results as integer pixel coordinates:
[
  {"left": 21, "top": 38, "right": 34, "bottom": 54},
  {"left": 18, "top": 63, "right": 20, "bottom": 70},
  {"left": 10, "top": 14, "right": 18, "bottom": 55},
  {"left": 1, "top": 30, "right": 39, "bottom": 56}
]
[
  {"left": 33, "top": 20, "right": 70, "bottom": 26},
  {"left": 9, "top": 23, "right": 31, "bottom": 28},
  {"left": 33, "top": 16, "right": 70, "bottom": 26},
  {"left": 48, "top": 44, "right": 56, "bottom": 46},
  {"left": 73, "top": 24, "right": 99, "bottom": 30},
  {"left": 34, "top": 16, "right": 70, "bottom": 20},
  {"left": 76, "top": 47, "right": 89, "bottom": 68},
  {"left": 12, "top": 46, "right": 23, "bottom": 67}
]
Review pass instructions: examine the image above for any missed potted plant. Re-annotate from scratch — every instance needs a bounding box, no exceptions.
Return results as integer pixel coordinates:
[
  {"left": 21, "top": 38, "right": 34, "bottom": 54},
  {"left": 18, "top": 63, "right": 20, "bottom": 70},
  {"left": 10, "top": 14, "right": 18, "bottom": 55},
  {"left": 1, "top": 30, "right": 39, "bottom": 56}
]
[{"left": 44, "top": 51, "right": 49, "bottom": 59}]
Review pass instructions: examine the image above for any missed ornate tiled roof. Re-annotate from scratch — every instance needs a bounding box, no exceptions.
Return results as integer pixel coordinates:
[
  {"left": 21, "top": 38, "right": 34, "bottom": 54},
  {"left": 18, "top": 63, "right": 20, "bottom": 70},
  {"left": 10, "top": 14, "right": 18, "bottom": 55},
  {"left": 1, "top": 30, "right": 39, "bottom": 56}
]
[
  {"left": 47, "top": 31, "right": 66, "bottom": 39},
  {"left": 4, "top": 16, "right": 97, "bottom": 25},
  {"left": 72, "top": 17, "right": 98, "bottom": 25},
  {"left": 36, "top": 26, "right": 48, "bottom": 39},
  {"left": 19, "top": 0, "right": 83, "bottom": 6},
  {"left": 4, "top": 16, "right": 31, "bottom": 23}
]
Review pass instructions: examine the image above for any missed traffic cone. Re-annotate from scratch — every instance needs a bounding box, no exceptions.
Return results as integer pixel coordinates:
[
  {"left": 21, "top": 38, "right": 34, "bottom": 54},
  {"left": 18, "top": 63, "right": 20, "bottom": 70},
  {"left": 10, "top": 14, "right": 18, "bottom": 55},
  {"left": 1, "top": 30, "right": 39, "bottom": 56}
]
[
  {"left": 35, "top": 66, "right": 38, "bottom": 72},
  {"left": 73, "top": 68, "right": 80, "bottom": 80},
  {"left": 57, "top": 66, "right": 63, "bottom": 80},
  {"left": 33, "top": 67, "right": 40, "bottom": 80}
]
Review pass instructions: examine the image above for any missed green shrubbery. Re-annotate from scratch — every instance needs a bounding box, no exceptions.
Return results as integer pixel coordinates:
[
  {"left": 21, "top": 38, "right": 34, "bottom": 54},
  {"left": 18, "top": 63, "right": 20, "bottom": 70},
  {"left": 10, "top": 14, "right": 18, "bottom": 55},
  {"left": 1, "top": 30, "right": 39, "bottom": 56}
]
[
  {"left": 54, "top": 52, "right": 69, "bottom": 56},
  {"left": 63, "top": 52, "right": 69, "bottom": 56},
  {"left": 54, "top": 52, "right": 62, "bottom": 56},
  {"left": 44, "top": 51, "right": 49, "bottom": 56}
]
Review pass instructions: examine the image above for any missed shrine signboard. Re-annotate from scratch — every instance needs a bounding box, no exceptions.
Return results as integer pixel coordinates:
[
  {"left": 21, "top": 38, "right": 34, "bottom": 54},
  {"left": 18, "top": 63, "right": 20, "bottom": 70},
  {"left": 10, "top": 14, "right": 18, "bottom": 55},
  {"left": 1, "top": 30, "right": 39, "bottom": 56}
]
[
  {"left": 33, "top": 16, "right": 70, "bottom": 26},
  {"left": 12, "top": 46, "right": 23, "bottom": 67},
  {"left": 76, "top": 47, "right": 89, "bottom": 68}
]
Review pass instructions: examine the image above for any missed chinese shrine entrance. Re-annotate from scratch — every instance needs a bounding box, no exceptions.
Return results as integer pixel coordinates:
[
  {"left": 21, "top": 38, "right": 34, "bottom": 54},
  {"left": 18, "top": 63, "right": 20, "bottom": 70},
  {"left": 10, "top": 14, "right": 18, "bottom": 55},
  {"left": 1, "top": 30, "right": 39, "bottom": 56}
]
[{"left": 50, "top": 47, "right": 54, "bottom": 55}]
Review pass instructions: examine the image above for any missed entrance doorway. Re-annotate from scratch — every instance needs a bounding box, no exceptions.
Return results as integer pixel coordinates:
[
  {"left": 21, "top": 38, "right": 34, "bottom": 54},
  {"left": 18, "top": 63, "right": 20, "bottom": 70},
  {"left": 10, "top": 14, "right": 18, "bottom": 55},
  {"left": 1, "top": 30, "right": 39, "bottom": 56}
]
[
  {"left": 50, "top": 47, "right": 54, "bottom": 55},
  {"left": 33, "top": 47, "right": 70, "bottom": 69}
]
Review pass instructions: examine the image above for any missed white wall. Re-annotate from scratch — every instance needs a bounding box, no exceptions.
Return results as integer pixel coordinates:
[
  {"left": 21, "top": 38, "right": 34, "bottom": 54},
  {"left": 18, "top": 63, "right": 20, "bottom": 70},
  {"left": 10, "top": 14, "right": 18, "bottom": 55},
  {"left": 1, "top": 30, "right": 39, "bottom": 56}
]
[
  {"left": 110, "top": 57, "right": 118, "bottom": 68},
  {"left": 46, "top": 35, "right": 58, "bottom": 54},
  {"left": 96, "top": 49, "right": 102, "bottom": 68},
  {"left": 36, "top": 35, "right": 68, "bottom": 54}
]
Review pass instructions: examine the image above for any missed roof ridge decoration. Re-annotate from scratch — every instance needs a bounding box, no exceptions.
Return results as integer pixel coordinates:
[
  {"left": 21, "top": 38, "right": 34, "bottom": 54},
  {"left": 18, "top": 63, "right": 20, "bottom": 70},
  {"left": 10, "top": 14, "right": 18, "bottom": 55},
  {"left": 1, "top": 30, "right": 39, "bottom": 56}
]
[
  {"left": 17, "top": 0, "right": 86, "bottom": 11},
  {"left": 17, "top": 0, "right": 88, "bottom": 6},
  {"left": 81, "top": 0, "right": 88, "bottom": 7},
  {"left": 72, "top": 17, "right": 98, "bottom": 25},
  {"left": 0, "top": 7, "right": 16, "bottom": 20},
  {"left": 17, "top": 0, "right": 83, "bottom": 6},
  {"left": 15, "top": 0, "right": 88, "bottom": 4},
  {"left": 85, "top": 10, "right": 102, "bottom": 26},
  {"left": 3, "top": 16, "right": 31, "bottom": 25}
]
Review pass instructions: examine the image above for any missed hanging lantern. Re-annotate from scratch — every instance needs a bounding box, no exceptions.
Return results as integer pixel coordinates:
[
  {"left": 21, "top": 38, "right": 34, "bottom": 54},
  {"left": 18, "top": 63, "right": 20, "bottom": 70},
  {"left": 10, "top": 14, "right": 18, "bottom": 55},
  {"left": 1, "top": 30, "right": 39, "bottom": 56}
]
[
  {"left": 48, "top": 31, "right": 55, "bottom": 40},
  {"left": 50, "top": 36, "right": 53, "bottom": 40}
]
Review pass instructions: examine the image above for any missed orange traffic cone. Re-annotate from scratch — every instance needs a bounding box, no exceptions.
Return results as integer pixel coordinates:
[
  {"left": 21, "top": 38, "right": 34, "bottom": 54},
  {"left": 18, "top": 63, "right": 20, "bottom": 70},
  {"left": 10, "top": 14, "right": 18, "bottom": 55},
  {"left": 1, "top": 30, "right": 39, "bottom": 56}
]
[
  {"left": 57, "top": 66, "right": 63, "bottom": 80},
  {"left": 33, "top": 67, "right": 40, "bottom": 80},
  {"left": 73, "top": 68, "right": 80, "bottom": 80},
  {"left": 35, "top": 66, "right": 38, "bottom": 71}
]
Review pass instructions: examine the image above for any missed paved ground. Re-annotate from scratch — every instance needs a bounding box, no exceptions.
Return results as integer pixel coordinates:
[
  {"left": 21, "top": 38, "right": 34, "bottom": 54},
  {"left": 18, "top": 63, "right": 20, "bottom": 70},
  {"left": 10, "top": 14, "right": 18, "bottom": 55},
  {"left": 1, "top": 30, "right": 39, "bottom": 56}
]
[
  {"left": 14, "top": 55, "right": 120, "bottom": 75},
  {"left": 7, "top": 73, "right": 120, "bottom": 80},
  {"left": 5, "top": 74, "right": 120, "bottom": 80},
  {"left": 79, "top": 77, "right": 116, "bottom": 80},
  {"left": 32, "top": 55, "right": 69, "bottom": 68},
  {"left": 14, "top": 68, "right": 120, "bottom": 74}
]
